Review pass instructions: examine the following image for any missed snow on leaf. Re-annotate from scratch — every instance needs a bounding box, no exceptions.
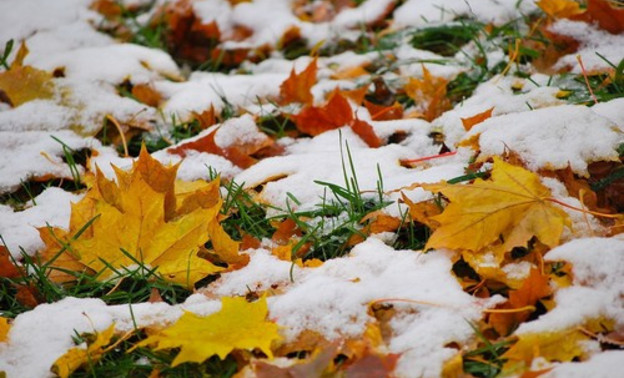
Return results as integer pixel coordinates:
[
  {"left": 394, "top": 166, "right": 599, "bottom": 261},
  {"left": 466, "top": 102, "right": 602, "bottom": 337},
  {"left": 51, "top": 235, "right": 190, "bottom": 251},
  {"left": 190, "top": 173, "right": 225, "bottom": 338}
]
[
  {"left": 293, "top": 91, "right": 353, "bottom": 136},
  {"left": 404, "top": 65, "right": 451, "bottom": 121},
  {"left": 51, "top": 324, "right": 116, "bottom": 378},
  {"left": 137, "top": 296, "right": 281, "bottom": 366},
  {"left": 38, "top": 146, "right": 235, "bottom": 287},
  {"left": 279, "top": 58, "right": 317, "bottom": 105},
  {"left": 422, "top": 157, "right": 570, "bottom": 252}
]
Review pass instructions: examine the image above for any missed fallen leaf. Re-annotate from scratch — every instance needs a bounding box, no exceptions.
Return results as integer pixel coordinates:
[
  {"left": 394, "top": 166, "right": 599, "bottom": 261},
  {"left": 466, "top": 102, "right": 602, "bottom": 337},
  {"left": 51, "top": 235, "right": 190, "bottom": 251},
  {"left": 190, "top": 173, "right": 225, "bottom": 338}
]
[
  {"left": 293, "top": 91, "right": 353, "bottom": 136},
  {"left": 191, "top": 104, "right": 218, "bottom": 129},
  {"left": 131, "top": 83, "right": 162, "bottom": 107},
  {"left": 404, "top": 65, "right": 451, "bottom": 121},
  {"left": 461, "top": 107, "right": 494, "bottom": 131},
  {"left": 400, "top": 193, "right": 441, "bottom": 230},
  {"left": 489, "top": 268, "right": 552, "bottom": 336},
  {"left": 331, "top": 65, "right": 369, "bottom": 80},
  {"left": 138, "top": 296, "right": 281, "bottom": 366},
  {"left": 0, "top": 317, "right": 10, "bottom": 342},
  {"left": 254, "top": 344, "right": 337, "bottom": 378},
  {"left": 351, "top": 117, "right": 382, "bottom": 148},
  {"left": 52, "top": 324, "right": 116, "bottom": 378},
  {"left": 502, "top": 328, "right": 589, "bottom": 368},
  {"left": 39, "top": 146, "right": 231, "bottom": 287},
  {"left": 536, "top": 0, "right": 585, "bottom": 18},
  {"left": 168, "top": 123, "right": 273, "bottom": 168},
  {"left": 344, "top": 351, "right": 399, "bottom": 378},
  {"left": 422, "top": 157, "right": 570, "bottom": 252},
  {"left": 0, "top": 246, "right": 20, "bottom": 278},
  {"left": 364, "top": 100, "right": 404, "bottom": 121},
  {"left": 339, "top": 84, "right": 370, "bottom": 105},
  {"left": 580, "top": 0, "right": 624, "bottom": 34},
  {"left": 0, "top": 42, "right": 55, "bottom": 107},
  {"left": 279, "top": 59, "right": 317, "bottom": 105}
]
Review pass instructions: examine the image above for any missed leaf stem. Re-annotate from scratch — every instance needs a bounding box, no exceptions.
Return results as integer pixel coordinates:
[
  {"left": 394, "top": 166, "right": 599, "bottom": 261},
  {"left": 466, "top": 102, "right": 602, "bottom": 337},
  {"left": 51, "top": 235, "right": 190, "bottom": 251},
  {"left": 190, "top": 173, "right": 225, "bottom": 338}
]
[{"left": 545, "top": 197, "right": 620, "bottom": 219}]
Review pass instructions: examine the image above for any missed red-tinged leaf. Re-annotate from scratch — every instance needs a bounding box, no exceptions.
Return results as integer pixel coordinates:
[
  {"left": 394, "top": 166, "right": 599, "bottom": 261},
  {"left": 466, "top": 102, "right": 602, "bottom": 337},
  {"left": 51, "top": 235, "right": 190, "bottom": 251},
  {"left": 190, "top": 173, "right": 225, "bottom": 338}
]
[
  {"left": 293, "top": 92, "right": 353, "bottom": 136},
  {"left": 344, "top": 352, "right": 400, "bottom": 378},
  {"left": 15, "top": 284, "right": 39, "bottom": 308},
  {"left": 168, "top": 129, "right": 256, "bottom": 168},
  {"left": 364, "top": 100, "right": 404, "bottom": 121},
  {"left": 351, "top": 118, "right": 382, "bottom": 148},
  {"left": 0, "top": 247, "right": 20, "bottom": 279},
  {"left": 461, "top": 107, "right": 494, "bottom": 131},
  {"left": 577, "top": 0, "right": 624, "bottom": 34},
  {"left": 279, "top": 59, "right": 318, "bottom": 105}
]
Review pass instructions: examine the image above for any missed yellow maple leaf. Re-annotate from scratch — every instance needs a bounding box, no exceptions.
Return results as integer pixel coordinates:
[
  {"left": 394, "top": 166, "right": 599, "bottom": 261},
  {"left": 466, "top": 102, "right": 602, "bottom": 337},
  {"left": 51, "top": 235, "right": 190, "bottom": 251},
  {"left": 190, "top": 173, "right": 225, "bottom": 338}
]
[
  {"left": 52, "top": 324, "right": 116, "bottom": 378},
  {"left": 422, "top": 157, "right": 570, "bottom": 252},
  {"left": 502, "top": 328, "right": 589, "bottom": 372},
  {"left": 38, "top": 146, "right": 240, "bottom": 287},
  {"left": 536, "top": 0, "right": 585, "bottom": 18},
  {"left": 138, "top": 296, "right": 281, "bottom": 366},
  {"left": 0, "top": 41, "right": 55, "bottom": 107}
]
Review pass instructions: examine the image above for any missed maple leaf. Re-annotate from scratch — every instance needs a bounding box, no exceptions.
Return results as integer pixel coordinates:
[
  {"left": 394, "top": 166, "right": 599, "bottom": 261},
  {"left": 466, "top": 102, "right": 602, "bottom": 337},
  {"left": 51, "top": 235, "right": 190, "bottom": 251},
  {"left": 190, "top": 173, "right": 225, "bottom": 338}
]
[
  {"left": 0, "top": 246, "right": 20, "bottom": 279},
  {"left": 168, "top": 121, "right": 273, "bottom": 169},
  {"left": 52, "top": 324, "right": 116, "bottom": 378},
  {"left": 131, "top": 83, "right": 162, "bottom": 107},
  {"left": 293, "top": 91, "right": 353, "bottom": 136},
  {"left": 536, "top": 0, "right": 585, "bottom": 18},
  {"left": 138, "top": 296, "right": 281, "bottom": 366},
  {"left": 279, "top": 59, "right": 317, "bottom": 105},
  {"left": 364, "top": 100, "right": 404, "bottom": 121},
  {"left": 461, "top": 107, "right": 494, "bottom": 131},
  {"left": 351, "top": 117, "right": 382, "bottom": 148},
  {"left": 502, "top": 328, "right": 589, "bottom": 369},
  {"left": 404, "top": 65, "right": 451, "bottom": 121},
  {"left": 581, "top": 0, "right": 624, "bottom": 34},
  {"left": 0, "top": 42, "right": 55, "bottom": 107},
  {"left": 422, "top": 157, "right": 570, "bottom": 252},
  {"left": 38, "top": 146, "right": 238, "bottom": 287},
  {"left": 489, "top": 268, "right": 552, "bottom": 336}
]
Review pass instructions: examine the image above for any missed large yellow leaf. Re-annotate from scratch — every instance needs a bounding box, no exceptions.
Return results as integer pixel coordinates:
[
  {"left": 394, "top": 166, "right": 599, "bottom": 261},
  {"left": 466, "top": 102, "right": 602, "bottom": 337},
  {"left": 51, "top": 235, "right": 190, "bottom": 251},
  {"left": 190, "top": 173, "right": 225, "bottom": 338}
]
[
  {"left": 138, "top": 296, "right": 281, "bottom": 366},
  {"left": 52, "top": 324, "right": 116, "bottom": 378},
  {"left": 422, "top": 157, "right": 570, "bottom": 252},
  {"left": 38, "top": 146, "right": 239, "bottom": 287}
]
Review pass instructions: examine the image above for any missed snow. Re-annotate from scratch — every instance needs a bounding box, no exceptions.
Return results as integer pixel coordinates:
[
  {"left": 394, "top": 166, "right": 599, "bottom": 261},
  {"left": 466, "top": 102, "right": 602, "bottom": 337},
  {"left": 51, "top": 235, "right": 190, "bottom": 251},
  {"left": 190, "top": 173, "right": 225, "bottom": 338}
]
[
  {"left": 1, "top": 0, "right": 624, "bottom": 376},
  {"left": 517, "top": 238, "right": 624, "bottom": 335},
  {"left": 463, "top": 103, "right": 623, "bottom": 175},
  {"left": 550, "top": 20, "right": 624, "bottom": 73},
  {"left": 0, "top": 188, "right": 83, "bottom": 257}
]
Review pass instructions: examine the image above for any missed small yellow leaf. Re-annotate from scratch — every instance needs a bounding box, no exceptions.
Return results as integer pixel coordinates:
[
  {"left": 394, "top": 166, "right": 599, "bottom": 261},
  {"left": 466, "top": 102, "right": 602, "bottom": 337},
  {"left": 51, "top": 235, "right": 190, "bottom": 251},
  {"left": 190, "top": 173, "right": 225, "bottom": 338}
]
[
  {"left": 52, "top": 324, "right": 116, "bottom": 378},
  {"left": 138, "top": 296, "right": 281, "bottom": 366},
  {"left": 536, "top": 0, "right": 585, "bottom": 18},
  {"left": 422, "top": 157, "right": 570, "bottom": 252},
  {"left": 0, "top": 317, "right": 10, "bottom": 342}
]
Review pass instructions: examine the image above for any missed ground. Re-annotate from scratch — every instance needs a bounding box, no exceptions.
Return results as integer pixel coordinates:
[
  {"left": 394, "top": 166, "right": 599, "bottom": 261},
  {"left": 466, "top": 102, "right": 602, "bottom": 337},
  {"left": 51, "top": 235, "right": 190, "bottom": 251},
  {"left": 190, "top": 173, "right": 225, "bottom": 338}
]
[{"left": 1, "top": 0, "right": 624, "bottom": 377}]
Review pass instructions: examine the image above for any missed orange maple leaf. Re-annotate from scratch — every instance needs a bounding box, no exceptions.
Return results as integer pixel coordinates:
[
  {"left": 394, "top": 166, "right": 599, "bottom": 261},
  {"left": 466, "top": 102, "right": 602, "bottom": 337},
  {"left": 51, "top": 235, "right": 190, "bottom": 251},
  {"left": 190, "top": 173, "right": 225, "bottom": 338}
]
[
  {"left": 461, "top": 107, "right": 494, "bottom": 131},
  {"left": 536, "top": 0, "right": 585, "bottom": 18},
  {"left": 581, "top": 0, "right": 624, "bottom": 34},
  {"left": 489, "top": 268, "right": 552, "bottom": 336},
  {"left": 279, "top": 59, "right": 318, "bottom": 105},
  {"left": 404, "top": 65, "right": 451, "bottom": 121},
  {"left": 293, "top": 91, "right": 353, "bottom": 136}
]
